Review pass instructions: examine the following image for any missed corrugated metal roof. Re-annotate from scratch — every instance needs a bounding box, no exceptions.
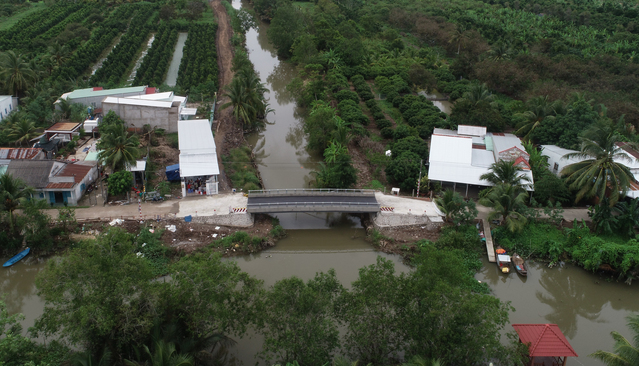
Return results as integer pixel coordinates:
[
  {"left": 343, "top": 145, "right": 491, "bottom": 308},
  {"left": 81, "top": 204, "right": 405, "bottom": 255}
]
[
  {"left": 46, "top": 182, "right": 75, "bottom": 189},
  {"left": 46, "top": 122, "right": 81, "bottom": 132},
  {"left": 58, "top": 163, "right": 93, "bottom": 183},
  {"left": 512, "top": 324, "right": 577, "bottom": 357},
  {"left": 471, "top": 149, "right": 495, "bottom": 167},
  {"left": 127, "top": 92, "right": 174, "bottom": 101},
  {"left": 102, "top": 97, "right": 173, "bottom": 108},
  {"left": 85, "top": 151, "right": 99, "bottom": 161},
  {"left": 6, "top": 160, "right": 56, "bottom": 188},
  {"left": 458, "top": 125, "right": 486, "bottom": 137},
  {"left": 428, "top": 161, "right": 491, "bottom": 186},
  {"left": 67, "top": 86, "right": 147, "bottom": 99},
  {"left": 491, "top": 134, "right": 525, "bottom": 155},
  {"left": 178, "top": 120, "right": 216, "bottom": 153},
  {"left": 429, "top": 134, "right": 473, "bottom": 165},
  {"left": 0, "top": 148, "right": 42, "bottom": 160},
  {"left": 127, "top": 160, "right": 146, "bottom": 172},
  {"left": 179, "top": 153, "right": 219, "bottom": 176}
]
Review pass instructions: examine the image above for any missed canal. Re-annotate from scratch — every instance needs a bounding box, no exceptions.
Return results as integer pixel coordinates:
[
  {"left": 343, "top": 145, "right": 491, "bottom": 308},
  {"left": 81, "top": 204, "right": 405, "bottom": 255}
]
[{"left": 1, "top": 2, "right": 638, "bottom": 366}]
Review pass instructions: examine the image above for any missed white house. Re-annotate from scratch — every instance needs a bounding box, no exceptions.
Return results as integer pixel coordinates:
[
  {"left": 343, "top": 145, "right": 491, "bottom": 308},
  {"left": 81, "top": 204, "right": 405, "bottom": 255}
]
[
  {"left": 542, "top": 144, "right": 639, "bottom": 199},
  {"left": 178, "top": 120, "right": 219, "bottom": 196},
  {"left": 101, "top": 92, "right": 192, "bottom": 133},
  {"left": 0, "top": 95, "right": 17, "bottom": 122},
  {"left": 428, "top": 125, "right": 534, "bottom": 196},
  {"left": 57, "top": 86, "right": 151, "bottom": 111}
]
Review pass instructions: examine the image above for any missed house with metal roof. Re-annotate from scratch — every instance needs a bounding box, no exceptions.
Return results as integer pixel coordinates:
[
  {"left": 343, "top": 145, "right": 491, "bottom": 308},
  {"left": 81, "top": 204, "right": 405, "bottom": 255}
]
[
  {"left": 542, "top": 144, "right": 639, "bottom": 198},
  {"left": 512, "top": 324, "right": 578, "bottom": 366},
  {"left": 178, "top": 120, "right": 219, "bottom": 196},
  {"left": 5, "top": 160, "right": 98, "bottom": 205},
  {"left": 43, "top": 122, "right": 82, "bottom": 143},
  {"left": 57, "top": 86, "right": 150, "bottom": 111},
  {"left": 427, "top": 125, "right": 534, "bottom": 196},
  {"left": 101, "top": 92, "right": 191, "bottom": 133}
]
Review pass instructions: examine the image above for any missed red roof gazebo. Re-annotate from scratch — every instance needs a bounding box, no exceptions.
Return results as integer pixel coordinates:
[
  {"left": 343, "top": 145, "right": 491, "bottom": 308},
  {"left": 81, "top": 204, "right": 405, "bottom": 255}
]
[{"left": 512, "top": 324, "right": 578, "bottom": 366}]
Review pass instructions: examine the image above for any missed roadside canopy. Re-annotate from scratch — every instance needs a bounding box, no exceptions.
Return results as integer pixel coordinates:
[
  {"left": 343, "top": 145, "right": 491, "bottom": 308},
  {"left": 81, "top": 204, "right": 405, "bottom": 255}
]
[{"left": 166, "top": 164, "right": 180, "bottom": 181}]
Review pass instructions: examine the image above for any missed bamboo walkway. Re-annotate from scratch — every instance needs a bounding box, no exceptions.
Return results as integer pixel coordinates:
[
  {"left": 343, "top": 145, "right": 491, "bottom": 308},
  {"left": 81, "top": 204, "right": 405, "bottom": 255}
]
[{"left": 483, "top": 219, "right": 496, "bottom": 262}]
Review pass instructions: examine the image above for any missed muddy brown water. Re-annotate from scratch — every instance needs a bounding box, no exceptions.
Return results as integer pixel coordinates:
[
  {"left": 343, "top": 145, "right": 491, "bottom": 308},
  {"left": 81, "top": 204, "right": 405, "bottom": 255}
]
[{"left": 1, "top": 3, "right": 637, "bottom": 366}]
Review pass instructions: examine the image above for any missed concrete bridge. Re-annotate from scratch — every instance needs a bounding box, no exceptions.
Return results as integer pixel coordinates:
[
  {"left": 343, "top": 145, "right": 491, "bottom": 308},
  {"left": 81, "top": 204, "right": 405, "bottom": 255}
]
[{"left": 247, "top": 189, "right": 380, "bottom": 213}]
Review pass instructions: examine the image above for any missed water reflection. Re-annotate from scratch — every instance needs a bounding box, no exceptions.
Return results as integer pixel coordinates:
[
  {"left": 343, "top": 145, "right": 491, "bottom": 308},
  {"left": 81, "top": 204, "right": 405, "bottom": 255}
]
[
  {"left": 0, "top": 257, "right": 46, "bottom": 332},
  {"left": 266, "top": 62, "right": 297, "bottom": 105},
  {"left": 536, "top": 266, "right": 605, "bottom": 338},
  {"left": 476, "top": 257, "right": 639, "bottom": 365}
]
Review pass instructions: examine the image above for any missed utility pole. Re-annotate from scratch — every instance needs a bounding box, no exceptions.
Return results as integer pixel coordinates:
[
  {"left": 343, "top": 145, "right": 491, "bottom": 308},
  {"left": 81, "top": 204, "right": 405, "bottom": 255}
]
[{"left": 416, "top": 159, "right": 423, "bottom": 197}]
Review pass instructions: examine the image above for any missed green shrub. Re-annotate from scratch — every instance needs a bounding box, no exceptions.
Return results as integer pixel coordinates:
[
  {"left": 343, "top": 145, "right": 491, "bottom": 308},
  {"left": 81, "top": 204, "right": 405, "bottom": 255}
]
[
  {"left": 376, "top": 119, "right": 392, "bottom": 129},
  {"left": 166, "top": 133, "right": 179, "bottom": 149},
  {"left": 334, "top": 90, "right": 359, "bottom": 103},
  {"left": 380, "top": 127, "right": 394, "bottom": 139}
]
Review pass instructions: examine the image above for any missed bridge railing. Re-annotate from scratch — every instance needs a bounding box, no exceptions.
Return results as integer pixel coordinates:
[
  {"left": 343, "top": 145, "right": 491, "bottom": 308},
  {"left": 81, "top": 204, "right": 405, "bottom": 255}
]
[
  {"left": 248, "top": 188, "right": 377, "bottom": 196},
  {"left": 247, "top": 201, "right": 380, "bottom": 207}
]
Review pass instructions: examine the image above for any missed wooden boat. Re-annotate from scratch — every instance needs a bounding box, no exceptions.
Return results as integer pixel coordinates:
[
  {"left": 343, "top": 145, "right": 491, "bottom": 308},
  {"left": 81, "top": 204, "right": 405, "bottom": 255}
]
[
  {"left": 511, "top": 253, "right": 528, "bottom": 277},
  {"left": 495, "top": 247, "right": 511, "bottom": 274},
  {"left": 3, "top": 248, "right": 30, "bottom": 268}
]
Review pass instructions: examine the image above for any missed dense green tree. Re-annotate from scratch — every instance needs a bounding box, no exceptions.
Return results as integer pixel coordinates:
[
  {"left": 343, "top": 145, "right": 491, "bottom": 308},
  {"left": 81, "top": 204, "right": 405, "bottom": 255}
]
[
  {"left": 268, "top": 3, "right": 305, "bottom": 58},
  {"left": 107, "top": 170, "right": 132, "bottom": 196},
  {"left": 589, "top": 314, "right": 639, "bottom": 366},
  {"left": 312, "top": 153, "right": 357, "bottom": 189},
  {"left": 532, "top": 97, "right": 600, "bottom": 149},
  {"left": 257, "top": 271, "right": 343, "bottom": 365},
  {"left": 391, "top": 136, "right": 429, "bottom": 161},
  {"left": 479, "top": 183, "right": 528, "bottom": 233},
  {"left": 0, "top": 173, "right": 34, "bottom": 233},
  {"left": 34, "top": 228, "right": 161, "bottom": 356},
  {"left": 304, "top": 101, "right": 339, "bottom": 152},
  {"left": 514, "top": 96, "right": 563, "bottom": 141},
  {"left": 385, "top": 151, "right": 423, "bottom": 192},
  {"left": 561, "top": 121, "right": 638, "bottom": 206}
]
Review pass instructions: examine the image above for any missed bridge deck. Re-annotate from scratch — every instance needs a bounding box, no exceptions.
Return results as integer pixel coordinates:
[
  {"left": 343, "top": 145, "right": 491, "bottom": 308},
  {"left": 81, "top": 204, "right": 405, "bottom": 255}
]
[{"left": 247, "top": 191, "right": 379, "bottom": 213}]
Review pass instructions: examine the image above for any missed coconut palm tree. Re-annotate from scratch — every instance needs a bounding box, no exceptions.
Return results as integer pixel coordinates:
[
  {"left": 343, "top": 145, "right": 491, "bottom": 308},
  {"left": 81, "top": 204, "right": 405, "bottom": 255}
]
[
  {"left": 0, "top": 50, "right": 35, "bottom": 96},
  {"left": 125, "top": 340, "right": 193, "bottom": 366},
  {"left": 435, "top": 189, "right": 463, "bottom": 223},
  {"left": 70, "top": 349, "right": 112, "bottom": 366},
  {"left": 221, "top": 79, "right": 255, "bottom": 127},
  {"left": 515, "top": 95, "right": 562, "bottom": 140},
  {"left": 9, "top": 118, "right": 39, "bottom": 146},
  {"left": 479, "top": 183, "right": 528, "bottom": 233},
  {"left": 589, "top": 314, "right": 639, "bottom": 366},
  {"left": 487, "top": 41, "right": 514, "bottom": 61},
  {"left": 561, "top": 121, "right": 638, "bottom": 206},
  {"left": 449, "top": 26, "right": 469, "bottom": 55},
  {"left": 402, "top": 355, "right": 442, "bottom": 366},
  {"left": 0, "top": 173, "right": 34, "bottom": 232},
  {"left": 457, "top": 82, "right": 495, "bottom": 106},
  {"left": 49, "top": 43, "right": 70, "bottom": 67},
  {"left": 97, "top": 123, "right": 141, "bottom": 172},
  {"left": 480, "top": 160, "right": 531, "bottom": 189}
]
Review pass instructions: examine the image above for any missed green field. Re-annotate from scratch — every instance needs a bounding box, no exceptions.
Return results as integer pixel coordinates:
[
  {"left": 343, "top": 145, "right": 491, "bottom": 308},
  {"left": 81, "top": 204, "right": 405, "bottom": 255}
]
[
  {"left": 0, "top": 2, "right": 46, "bottom": 31},
  {"left": 293, "top": 1, "right": 314, "bottom": 10}
]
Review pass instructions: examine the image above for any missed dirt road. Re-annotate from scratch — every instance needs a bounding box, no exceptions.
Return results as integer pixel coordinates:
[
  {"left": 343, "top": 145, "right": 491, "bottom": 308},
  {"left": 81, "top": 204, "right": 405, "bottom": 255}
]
[{"left": 210, "top": 0, "right": 244, "bottom": 191}]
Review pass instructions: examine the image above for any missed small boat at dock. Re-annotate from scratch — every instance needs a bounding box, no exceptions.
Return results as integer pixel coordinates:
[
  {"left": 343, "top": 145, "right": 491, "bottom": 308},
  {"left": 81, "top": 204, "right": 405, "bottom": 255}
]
[
  {"left": 496, "top": 247, "right": 511, "bottom": 274},
  {"left": 511, "top": 253, "right": 528, "bottom": 276},
  {"left": 3, "top": 248, "right": 30, "bottom": 267}
]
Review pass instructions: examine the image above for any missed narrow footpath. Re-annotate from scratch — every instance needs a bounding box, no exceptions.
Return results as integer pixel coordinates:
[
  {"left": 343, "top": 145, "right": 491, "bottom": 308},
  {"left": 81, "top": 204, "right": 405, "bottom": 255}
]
[{"left": 209, "top": 0, "right": 238, "bottom": 192}]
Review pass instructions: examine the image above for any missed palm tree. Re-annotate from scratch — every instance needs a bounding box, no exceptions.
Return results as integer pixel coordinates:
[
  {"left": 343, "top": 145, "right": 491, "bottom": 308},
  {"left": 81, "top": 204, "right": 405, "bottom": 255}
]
[
  {"left": 589, "top": 314, "right": 639, "bottom": 366},
  {"left": 449, "top": 26, "right": 469, "bottom": 55},
  {"left": 125, "top": 340, "right": 193, "bottom": 366},
  {"left": 515, "top": 95, "right": 562, "bottom": 140},
  {"left": 480, "top": 160, "right": 531, "bottom": 188},
  {"left": 324, "top": 141, "right": 347, "bottom": 163},
  {"left": 435, "top": 189, "right": 463, "bottom": 223},
  {"left": 0, "top": 50, "right": 35, "bottom": 96},
  {"left": 70, "top": 349, "right": 112, "bottom": 366},
  {"left": 487, "top": 41, "right": 514, "bottom": 61},
  {"left": 479, "top": 183, "right": 528, "bottom": 233},
  {"left": 9, "top": 118, "right": 39, "bottom": 146},
  {"left": 221, "top": 79, "right": 255, "bottom": 127},
  {"left": 49, "top": 43, "right": 70, "bottom": 67},
  {"left": 97, "top": 124, "right": 141, "bottom": 171},
  {"left": 561, "top": 121, "right": 637, "bottom": 206},
  {"left": 0, "top": 173, "right": 34, "bottom": 232},
  {"left": 457, "top": 82, "right": 495, "bottom": 106},
  {"left": 402, "top": 355, "right": 442, "bottom": 366}
]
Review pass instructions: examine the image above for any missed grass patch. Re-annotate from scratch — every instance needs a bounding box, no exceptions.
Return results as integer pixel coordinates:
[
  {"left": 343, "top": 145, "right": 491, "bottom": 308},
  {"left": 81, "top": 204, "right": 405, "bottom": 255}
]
[
  {"left": 293, "top": 1, "right": 315, "bottom": 10},
  {"left": 166, "top": 133, "right": 179, "bottom": 149},
  {"left": 222, "top": 146, "right": 261, "bottom": 192},
  {"left": 0, "top": 2, "right": 46, "bottom": 31},
  {"left": 379, "top": 100, "right": 403, "bottom": 123},
  {"left": 196, "top": 7, "right": 217, "bottom": 24},
  {"left": 212, "top": 231, "right": 265, "bottom": 252}
]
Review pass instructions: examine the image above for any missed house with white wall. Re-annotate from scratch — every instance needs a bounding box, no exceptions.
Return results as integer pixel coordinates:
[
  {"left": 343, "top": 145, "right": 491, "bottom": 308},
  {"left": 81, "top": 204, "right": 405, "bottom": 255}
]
[
  {"left": 428, "top": 125, "right": 534, "bottom": 196},
  {"left": 5, "top": 160, "right": 98, "bottom": 205},
  {"left": 542, "top": 144, "right": 639, "bottom": 199},
  {"left": 178, "top": 120, "right": 219, "bottom": 196},
  {"left": 57, "top": 86, "right": 151, "bottom": 111},
  {"left": 0, "top": 95, "right": 17, "bottom": 122}
]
